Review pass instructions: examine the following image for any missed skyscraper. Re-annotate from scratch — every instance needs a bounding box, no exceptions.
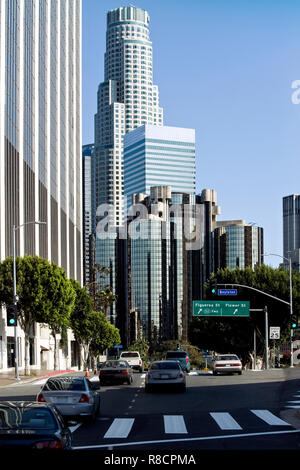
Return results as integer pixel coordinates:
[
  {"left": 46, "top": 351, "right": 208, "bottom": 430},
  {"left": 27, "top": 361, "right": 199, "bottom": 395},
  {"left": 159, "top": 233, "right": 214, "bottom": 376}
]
[
  {"left": 124, "top": 124, "right": 196, "bottom": 209},
  {"left": 0, "top": 0, "right": 82, "bottom": 371},
  {"left": 283, "top": 194, "right": 300, "bottom": 269},
  {"left": 0, "top": 0, "right": 82, "bottom": 280},
  {"left": 94, "top": 6, "right": 163, "bottom": 225}
]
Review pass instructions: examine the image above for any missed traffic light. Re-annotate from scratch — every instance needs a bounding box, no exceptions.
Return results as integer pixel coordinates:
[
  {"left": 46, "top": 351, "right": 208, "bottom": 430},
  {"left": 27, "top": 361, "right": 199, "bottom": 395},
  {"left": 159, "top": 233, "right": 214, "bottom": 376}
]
[
  {"left": 6, "top": 305, "right": 16, "bottom": 326},
  {"left": 177, "top": 343, "right": 180, "bottom": 350},
  {"left": 211, "top": 278, "right": 217, "bottom": 295},
  {"left": 291, "top": 314, "right": 298, "bottom": 329}
]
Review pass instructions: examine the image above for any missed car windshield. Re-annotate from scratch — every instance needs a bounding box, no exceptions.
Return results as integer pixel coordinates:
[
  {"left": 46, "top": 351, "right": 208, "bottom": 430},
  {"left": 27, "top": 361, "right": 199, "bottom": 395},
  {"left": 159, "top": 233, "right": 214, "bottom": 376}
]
[
  {"left": 42, "top": 377, "right": 86, "bottom": 391},
  {"left": 121, "top": 352, "right": 139, "bottom": 358},
  {"left": 151, "top": 362, "right": 180, "bottom": 370},
  {"left": 166, "top": 352, "right": 187, "bottom": 358},
  {"left": 216, "top": 355, "right": 239, "bottom": 361},
  {"left": 0, "top": 406, "right": 56, "bottom": 430},
  {"left": 103, "top": 361, "right": 128, "bottom": 368}
]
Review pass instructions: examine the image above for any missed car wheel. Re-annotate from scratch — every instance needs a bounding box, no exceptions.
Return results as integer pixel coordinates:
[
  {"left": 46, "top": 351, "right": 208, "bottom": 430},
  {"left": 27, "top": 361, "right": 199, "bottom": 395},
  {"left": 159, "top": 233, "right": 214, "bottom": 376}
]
[
  {"left": 145, "top": 384, "right": 151, "bottom": 393},
  {"left": 180, "top": 384, "right": 186, "bottom": 392},
  {"left": 213, "top": 371, "right": 217, "bottom": 376},
  {"left": 238, "top": 371, "right": 242, "bottom": 375}
]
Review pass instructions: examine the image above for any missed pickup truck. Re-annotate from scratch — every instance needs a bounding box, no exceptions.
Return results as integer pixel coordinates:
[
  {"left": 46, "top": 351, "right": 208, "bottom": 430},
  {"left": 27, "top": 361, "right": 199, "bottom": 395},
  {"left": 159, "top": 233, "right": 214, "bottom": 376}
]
[{"left": 119, "top": 351, "right": 143, "bottom": 372}]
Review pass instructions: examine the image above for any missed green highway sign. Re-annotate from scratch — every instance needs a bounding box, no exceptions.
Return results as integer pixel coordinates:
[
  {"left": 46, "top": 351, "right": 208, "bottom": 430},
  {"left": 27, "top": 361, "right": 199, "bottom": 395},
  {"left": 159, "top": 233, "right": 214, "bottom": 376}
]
[{"left": 193, "top": 300, "right": 250, "bottom": 317}]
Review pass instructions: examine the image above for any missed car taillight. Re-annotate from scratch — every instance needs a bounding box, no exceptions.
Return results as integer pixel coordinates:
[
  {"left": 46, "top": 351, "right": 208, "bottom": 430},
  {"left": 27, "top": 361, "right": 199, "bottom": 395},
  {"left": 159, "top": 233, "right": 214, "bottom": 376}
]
[
  {"left": 139, "top": 360, "right": 142, "bottom": 364},
  {"left": 186, "top": 358, "right": 189, "bottom": 364},
  {"left": 147, "top": 372, "right": 151, "bottom": 378},
  {"left": 32, "top": 440, "right": 63, "bottom": 449},
  {"left": 179, "top": 372, "right": 184, "bottom": 378},
  {"left": 37, "top": 393, "right": 46, "bottom": 402},
  {"left": 232, "top": 363, "right": 242, "bottom": 366},
  {"left": 79, "top": 394, "right": 90, "bottom": 403},
  {"left": 122, "top": 370, "right": 129, "bottom": 375},
  {"left": 215, "top": 364, "right": 226, "bottom": 367}
]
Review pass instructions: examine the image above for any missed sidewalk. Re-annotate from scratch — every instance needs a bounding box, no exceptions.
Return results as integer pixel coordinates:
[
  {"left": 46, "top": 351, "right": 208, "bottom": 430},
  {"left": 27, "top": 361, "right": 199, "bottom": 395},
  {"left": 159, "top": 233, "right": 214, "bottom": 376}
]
[{"left": 0, "top": 369, "right": 78, "bottom": 387}]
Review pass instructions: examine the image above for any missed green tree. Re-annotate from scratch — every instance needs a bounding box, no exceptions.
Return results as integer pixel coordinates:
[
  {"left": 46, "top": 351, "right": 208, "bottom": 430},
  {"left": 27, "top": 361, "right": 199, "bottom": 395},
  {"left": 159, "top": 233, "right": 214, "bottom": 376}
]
[
  {"left": 0, "top": 256, "right": 75, "bottom": 374},
  {"left": 90, "top": 313, "right": 121, "bottom": 357},
  {"left": 69, "top": 279, "right": 94, "bottom": 368}
]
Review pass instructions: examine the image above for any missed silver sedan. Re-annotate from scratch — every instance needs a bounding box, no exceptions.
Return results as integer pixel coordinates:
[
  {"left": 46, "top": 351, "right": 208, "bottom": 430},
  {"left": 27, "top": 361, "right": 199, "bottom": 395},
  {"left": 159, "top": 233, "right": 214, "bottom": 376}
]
[
  {"left": 145, "top": 361, "right": 186, "bottom": 392},
  {"left": 36, "top": 376, "right": 101, "bottom": 421}
]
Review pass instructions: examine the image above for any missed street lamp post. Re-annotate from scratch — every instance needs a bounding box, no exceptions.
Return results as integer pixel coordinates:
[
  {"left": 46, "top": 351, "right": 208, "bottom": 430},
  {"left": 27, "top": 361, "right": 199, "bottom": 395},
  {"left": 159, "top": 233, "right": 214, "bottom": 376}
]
[
  {"left": 263, "top": 253, "right": 294, "bottom": 368},
  {"left": 12, "top": 220, "right": 46, "bottom": 380}
]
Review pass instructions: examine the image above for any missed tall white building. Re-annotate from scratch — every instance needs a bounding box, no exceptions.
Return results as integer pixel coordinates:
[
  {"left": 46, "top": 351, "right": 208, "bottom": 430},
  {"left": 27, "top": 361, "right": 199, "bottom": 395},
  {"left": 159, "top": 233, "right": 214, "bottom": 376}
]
[
  {"left": 0, "top": 0, "right": 82, "bottom": 371},
  {"left": 94, "top": 6, "right": 163, "bottom": 225}
]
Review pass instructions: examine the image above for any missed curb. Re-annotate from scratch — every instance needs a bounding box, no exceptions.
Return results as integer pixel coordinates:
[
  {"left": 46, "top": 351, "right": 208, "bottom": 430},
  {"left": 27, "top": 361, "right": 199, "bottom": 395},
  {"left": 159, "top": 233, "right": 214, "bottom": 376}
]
[{"left": 1, "top": 369, "right": 77, "bottom": 387}]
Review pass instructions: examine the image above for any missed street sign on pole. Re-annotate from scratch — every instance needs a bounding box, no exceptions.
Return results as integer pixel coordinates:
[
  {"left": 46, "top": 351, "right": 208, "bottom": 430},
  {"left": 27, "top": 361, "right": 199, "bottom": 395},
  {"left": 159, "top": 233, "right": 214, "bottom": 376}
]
[
  {"left": 269, "top": 327, "right": 280, "bottom": 340},
  {"left": 193, "top": 301, "right": 250, "bottom": 317},
  {"left": 218, "top": 289, "right": 237, "bottom": 296}
]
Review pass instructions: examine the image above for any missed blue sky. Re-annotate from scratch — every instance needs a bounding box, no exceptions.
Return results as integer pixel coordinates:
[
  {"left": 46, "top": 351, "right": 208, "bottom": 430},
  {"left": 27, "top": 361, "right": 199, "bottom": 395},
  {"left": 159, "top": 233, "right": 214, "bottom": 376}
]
[{"left": 82, "top": 0, "right": 300, "bottom": 267}]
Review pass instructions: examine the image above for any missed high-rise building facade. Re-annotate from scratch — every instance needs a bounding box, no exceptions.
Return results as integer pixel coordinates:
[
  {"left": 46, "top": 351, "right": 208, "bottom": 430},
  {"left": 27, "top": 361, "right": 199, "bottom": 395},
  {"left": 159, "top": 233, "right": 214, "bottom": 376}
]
[
  {"left": 82, "top": 144, "right": 95, "bottom": 285},
  {"left": 124, "top": 125, "right": 196, "bottom": 209},
  {"left": 94, "top": 6, "right": 163, "bottom": 225},
  {"left": 0, "top": 0, "right": 82, "bottom": 278},
  {"left": 0, "top": 0, "right": 82, "bottom": 371},
  {"left": 283, "top": 194, "right": 300, "bottom": 269},
  {"left": 214, "top": 221, "right": 263, "bottom": 271}
]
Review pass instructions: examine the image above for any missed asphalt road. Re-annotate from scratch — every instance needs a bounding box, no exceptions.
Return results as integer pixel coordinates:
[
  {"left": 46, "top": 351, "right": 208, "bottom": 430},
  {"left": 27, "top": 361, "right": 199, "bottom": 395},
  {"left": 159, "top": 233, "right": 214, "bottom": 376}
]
[{"left": 1, "top": 368, "right": 300, "bottom": 458}]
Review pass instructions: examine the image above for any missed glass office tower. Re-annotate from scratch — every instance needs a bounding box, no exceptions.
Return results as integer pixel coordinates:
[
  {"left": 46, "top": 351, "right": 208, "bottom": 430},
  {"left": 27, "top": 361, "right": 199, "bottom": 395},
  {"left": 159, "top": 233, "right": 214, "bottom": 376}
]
[
  {"left": 124, "top": 125, "right": 196, "bottom": 209},
  {"left": 94, "top": 6, "right": 163, "bottom": 226},
  {"left": 214, "top": 222, "right": 263, "bottom": 270},
  {"left": 283, "top": 194, "right": 300, "bottom": 269}
]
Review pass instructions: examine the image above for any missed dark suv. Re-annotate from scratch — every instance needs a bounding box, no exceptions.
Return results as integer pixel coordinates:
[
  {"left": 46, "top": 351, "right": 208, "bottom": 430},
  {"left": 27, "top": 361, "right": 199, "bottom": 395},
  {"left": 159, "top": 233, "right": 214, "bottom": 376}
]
[{"left": 165, "top": 351, "right": 190, "bottom": 373}]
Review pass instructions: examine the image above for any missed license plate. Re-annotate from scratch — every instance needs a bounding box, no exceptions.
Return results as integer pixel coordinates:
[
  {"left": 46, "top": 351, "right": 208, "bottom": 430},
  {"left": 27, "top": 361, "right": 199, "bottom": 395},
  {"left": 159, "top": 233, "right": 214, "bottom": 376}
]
[
  {"left": 161, "top": 374, "right": 169, "bottom": 379},
  {"left": 225, "top": 364, "right": 231, "bottom": 367},
  {"left": 52, "top": 396, "right": 73, "bottom": 404}
]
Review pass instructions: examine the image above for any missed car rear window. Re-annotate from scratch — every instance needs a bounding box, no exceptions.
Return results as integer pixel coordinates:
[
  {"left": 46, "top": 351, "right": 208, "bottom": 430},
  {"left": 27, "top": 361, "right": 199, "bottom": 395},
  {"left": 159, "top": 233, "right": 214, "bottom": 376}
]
[
  {"left": 42, "top": 377, "right": 86, "bottom": 391},
  {"left": 216, "top": 355, "right": 239, "bottom": 361},
  {"left": 151, "top": 362, "right": 180, "bottom": 370},
  {"left": 121, "top": 352, "right": 139, "bottom": 358},
  {"left": 0, "top": 406, "right": 56, "bottom": 430},
  {"left": 166, "top": 352, "right": 187, "bottom": 358}
]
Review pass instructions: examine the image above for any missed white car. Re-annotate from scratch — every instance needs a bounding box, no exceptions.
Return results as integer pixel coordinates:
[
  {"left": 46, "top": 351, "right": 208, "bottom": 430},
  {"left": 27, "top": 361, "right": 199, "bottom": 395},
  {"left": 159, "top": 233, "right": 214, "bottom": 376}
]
[
  {"left": 212, "top": 354, "right": 242, "bottom": 375},
  {"left": 119, "top": 351, "right": 143, "bottom": 372}
]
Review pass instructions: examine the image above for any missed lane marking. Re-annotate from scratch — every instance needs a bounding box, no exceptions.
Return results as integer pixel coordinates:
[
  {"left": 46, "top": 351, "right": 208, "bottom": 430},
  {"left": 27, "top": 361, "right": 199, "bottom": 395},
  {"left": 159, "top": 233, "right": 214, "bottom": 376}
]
[
  {"left": 164, "top": 415, "right": 188, "bottom": 434},
  {"left": 72, "top": 429, "right": 300, "bottom": 450},
  {"left": 210, "top": 412, "right": 242, "bottom": 430},
  {"left": 69, "top": 423, "right": 81, "bottom": 433},
  {"left": 251, "top": 410, "right": 291, "bottom": 426},
  {"left": 104, "top": 418, "right": 134, "bottom": 438}
]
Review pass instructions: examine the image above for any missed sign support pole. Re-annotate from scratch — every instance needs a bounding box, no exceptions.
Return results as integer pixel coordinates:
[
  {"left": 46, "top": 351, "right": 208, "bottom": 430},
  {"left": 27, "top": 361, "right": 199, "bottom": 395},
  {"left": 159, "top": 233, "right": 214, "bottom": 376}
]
[{"left": 264, "top": 305, "right": 268, "bottom": 370}]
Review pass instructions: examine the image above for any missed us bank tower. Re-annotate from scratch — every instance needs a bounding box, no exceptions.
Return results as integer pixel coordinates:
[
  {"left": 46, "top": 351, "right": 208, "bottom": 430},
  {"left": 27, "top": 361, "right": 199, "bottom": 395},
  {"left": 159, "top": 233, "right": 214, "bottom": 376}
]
[{"left": 94, "top": 6, "right": 164, "bottom": 225}]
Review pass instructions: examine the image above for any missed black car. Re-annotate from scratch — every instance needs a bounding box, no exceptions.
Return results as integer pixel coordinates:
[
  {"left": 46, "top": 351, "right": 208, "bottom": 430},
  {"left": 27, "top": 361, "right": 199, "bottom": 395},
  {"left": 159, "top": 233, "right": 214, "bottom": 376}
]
[
  {"left": 99, "top": 360, "right": 133, "bottom": 385},
  {"left": 0, "top": 401, "right": 73, "bottom": 449}
]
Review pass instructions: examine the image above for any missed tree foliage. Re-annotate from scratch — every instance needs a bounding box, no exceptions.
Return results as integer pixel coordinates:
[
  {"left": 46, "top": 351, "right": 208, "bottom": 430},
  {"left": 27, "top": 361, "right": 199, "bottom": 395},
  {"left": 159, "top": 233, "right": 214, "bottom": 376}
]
[{"left": 0, "top": 255, "right": 75, "bottom": 372}]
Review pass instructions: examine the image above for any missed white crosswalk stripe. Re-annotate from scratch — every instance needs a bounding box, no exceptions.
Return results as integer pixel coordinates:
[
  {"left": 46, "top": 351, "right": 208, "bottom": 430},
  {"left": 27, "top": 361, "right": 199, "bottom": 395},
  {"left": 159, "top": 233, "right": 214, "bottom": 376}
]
[
  {"left": 104, "top": 418, "right": 134, "bottom": 438},
  {"left": 164, "top": 415, "right": 188, "bottom": 434},
  {"left": 251, "top": 410, "right": 291, "bottom": 426},
  {"left": 209, "top": 412, "right": 242, "bottom": 430}
]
